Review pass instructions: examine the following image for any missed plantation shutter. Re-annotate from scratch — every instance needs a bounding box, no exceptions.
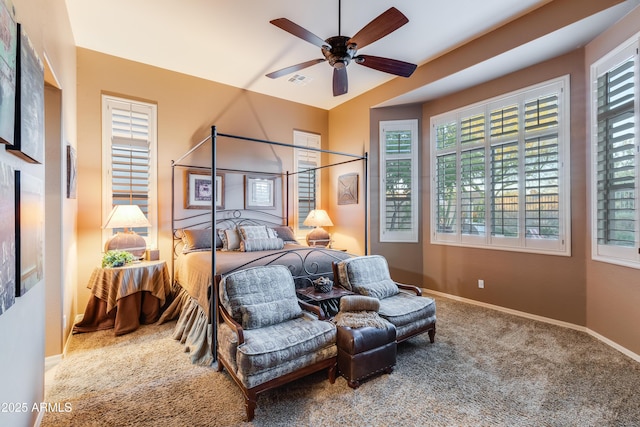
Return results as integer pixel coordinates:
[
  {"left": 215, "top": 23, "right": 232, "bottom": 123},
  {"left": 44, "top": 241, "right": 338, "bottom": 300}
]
[
  {"left": 491, "top": 142, "right": 519, "bottom": 237},
  {"left": 297, "top": 157, "right": 318, "bottom": 230},
  {"left": 524, "top": 93, "right": 560, "bottom": 239},
  {"left": 460, "top": 148, "right": 485, "bottom": 235},
  {"left": 436, "top": 153, "right": 457, "bottom": 233},
  {"left": 293, "top": 131, "right": 321, "bottom": 233},
  {"left": 596, "top": 57, "right": 636, "bottom": 247},
  {"left": 109, "top": 103, "right": 151, "bottom": 235},
  {"left": 380, "top": 120, "right": 419, "bottom": 242}
]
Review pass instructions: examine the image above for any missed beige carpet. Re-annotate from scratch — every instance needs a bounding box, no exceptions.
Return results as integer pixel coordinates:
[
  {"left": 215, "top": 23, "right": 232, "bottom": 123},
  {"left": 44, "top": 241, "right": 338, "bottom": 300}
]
[{"left": 43, "top": 296, "right": 640, "bottom": 426}]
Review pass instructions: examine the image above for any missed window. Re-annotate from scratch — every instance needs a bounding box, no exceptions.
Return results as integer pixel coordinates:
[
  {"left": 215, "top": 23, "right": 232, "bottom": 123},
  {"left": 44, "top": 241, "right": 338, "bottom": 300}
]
[
  {"left": 294, "top": 130, "right": 321, "bottom": 236},
  {"left": 431, "top": 76, "right": 570, "bottom": 255},
  {"left": 380, "top": 119, "right": 419, "bottom": 242},
  {"left": 102, "top": 95, "right": 158, "bottom": 248},
  {"left": 591, "top": 37, "right": 639, "bottom": 268}
]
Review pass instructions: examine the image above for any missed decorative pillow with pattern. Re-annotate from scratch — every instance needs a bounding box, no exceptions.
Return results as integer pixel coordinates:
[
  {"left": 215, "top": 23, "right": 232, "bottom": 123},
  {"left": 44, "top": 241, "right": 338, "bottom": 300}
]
[
  {"left": 338, "top": 255, "right": 399, "bottom": 299},
  {"left": 219, "top": 265, "right": 299, "bottom": 325},
  {"left": 219, "top": 228, "right": 241, "bottom": 251},
  {"left": 238, "top": 225, "right": 270, "bottom": 240},
  {"left": 241, "top": 237, "right": 284, "bottom": 252},
  {"left": 240, "top": 299, "right": 303, "bottom": 329}
]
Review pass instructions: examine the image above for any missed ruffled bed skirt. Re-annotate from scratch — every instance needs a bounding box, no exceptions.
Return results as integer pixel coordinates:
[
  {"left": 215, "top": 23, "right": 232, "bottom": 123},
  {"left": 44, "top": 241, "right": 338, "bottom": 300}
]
[{"left": 159, "top": 285, "right": 213, "bottom": 366}]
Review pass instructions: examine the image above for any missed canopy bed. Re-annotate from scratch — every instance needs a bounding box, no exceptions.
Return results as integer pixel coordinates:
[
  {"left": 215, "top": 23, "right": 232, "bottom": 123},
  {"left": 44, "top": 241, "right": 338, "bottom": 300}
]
[{"left": 160, "top": 126, "right": 368, "bottom": 366}]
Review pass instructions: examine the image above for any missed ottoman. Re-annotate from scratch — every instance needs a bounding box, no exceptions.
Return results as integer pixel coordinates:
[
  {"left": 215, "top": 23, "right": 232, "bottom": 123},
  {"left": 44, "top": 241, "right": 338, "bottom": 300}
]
[{"left": 336, "top": 322, "right": 397, "bottom": 388}]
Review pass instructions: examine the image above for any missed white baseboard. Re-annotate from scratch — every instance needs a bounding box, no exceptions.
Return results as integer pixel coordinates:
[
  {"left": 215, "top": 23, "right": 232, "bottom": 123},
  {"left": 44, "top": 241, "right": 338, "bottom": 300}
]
[
  {"left": 423, "top": 288, "right": 640, "bottom": 363},
  {"left": 44, "top": 354, "right": 63, "bottom": 372}
]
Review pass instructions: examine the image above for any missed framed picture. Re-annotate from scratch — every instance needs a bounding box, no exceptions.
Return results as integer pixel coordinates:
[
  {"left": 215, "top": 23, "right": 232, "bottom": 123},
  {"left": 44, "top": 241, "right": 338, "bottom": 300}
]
[
  {"left": 0, "top": 161, "right": 15, "bottom": 315},
  {"left": 184, "top": 169, "right": 224, "bottom": 209},
  {"left": 338, "top": 173, "right": 359, "bottom": 205},
  {"left": 67, "top": 145, "right": 77, "bottom": 199},
  {"left": 7, "top": 23, "right": 44, "bottom": 164},
  {"left": 0, "top": 0, "right": 17, "bottom": 146},
  {"left": 15, "top": 170, "right": 43, "bottom": 296},
  {"left": 245, "top": 176, "right": 276, "bottom": 209}
]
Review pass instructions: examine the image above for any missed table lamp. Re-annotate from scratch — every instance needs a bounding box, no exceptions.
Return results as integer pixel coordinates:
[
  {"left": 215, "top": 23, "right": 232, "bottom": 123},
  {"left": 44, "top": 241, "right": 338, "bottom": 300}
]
[
  {"left": 103, "top": 205, "right": 151, "bottom": 259},
  {"left": 303, "top": 209, "right": 333, "bottom": 247}
]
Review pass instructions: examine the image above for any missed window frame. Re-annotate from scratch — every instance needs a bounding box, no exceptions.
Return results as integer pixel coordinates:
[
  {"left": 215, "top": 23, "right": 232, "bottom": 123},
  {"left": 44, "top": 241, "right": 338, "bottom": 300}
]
[
  {"left": 379, "top": 119, "right": 420, "bottom": 243},
  {"left": 430, "top": 76, "right": 571, "bottom": 256},
  {"left": 101, "top": 95, "right": 158, "bottom": 249},
  {"left": 590, "top": 35, "right": 640, "bottom": 268},
  {"left": 293, "top": 130, "right": 322, "bottom": 239}
]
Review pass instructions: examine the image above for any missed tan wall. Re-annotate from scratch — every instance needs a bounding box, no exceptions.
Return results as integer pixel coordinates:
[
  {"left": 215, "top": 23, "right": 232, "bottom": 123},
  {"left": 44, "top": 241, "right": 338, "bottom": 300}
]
[
  {"left": 421, "top": 50, "right": 587, "bottom": 325},
  {"left": 76, "top": 48, "right": 328, "bottom": 311},
  {"left": 328, "top": 1, "right": 640, "bottom": 356},
  {"left": 584, "top": 6, "right": 640, "bottom": 356},
  {"left": 0, "top": 0, "right": 77, "bottom": 425}
]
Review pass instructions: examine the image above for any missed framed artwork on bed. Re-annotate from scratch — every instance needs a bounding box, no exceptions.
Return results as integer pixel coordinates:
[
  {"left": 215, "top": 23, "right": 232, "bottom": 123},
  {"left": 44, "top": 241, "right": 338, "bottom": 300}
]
[
  {"left": 185, "top": 169, "right": 224, "bottom": 209},
  {"left": 245, "top": 176, "right": 275, "bottom": 209}
]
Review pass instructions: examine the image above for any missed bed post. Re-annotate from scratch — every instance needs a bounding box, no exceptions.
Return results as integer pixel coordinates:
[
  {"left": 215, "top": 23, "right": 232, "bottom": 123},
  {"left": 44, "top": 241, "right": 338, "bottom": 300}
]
[
  {"left": 286, "top": 171, "right": 290, "bottom": 227},
  {"left": 211, "top": 125, "right": 218, "bottom": 364},
  {"left": 364, "top": 152, "right": 368, "bottom": 255}
]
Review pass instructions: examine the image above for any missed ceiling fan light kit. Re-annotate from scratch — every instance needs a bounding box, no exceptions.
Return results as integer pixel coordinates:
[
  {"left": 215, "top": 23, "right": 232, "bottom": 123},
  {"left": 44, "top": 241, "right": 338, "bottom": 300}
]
[{"left": 266, "top": 3, "right": 417, "bottom": 97}]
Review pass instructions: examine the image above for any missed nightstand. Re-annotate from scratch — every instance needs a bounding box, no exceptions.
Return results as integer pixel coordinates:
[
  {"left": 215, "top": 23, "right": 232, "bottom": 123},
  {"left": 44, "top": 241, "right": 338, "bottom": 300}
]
[
  {"left": 296, "top": 285, "right": 354, "bottom": 317},
  {"left": 73, "top": 260, "right": 172, "bottom": 336}
]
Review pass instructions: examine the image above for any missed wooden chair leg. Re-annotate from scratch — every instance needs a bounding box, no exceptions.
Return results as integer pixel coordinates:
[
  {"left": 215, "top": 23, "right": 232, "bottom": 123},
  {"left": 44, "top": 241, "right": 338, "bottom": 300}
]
[
  {"left": 428, "top": 327, "right": 436, "bottom": 343},
  {"left": 244, "top": 391, "right": 257, "bottom": 422},
  {"left": 328, "top": 363, "right": 337, "bottom": 384}
]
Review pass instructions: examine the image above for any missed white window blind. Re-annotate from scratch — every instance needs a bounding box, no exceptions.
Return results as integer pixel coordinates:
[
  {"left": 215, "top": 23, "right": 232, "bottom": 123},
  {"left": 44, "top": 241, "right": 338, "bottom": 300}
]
[
  {"left": 380, "top": 119, "right": 419, "bottom": 242},
  {"left": 431, "top": 76, "right": 570, "bottom": 255},
  {"left": 591, "top": 37, "right": 639, "bottom": 267},
  {"left": 294, "top": 131, "right": 321, "bottom": 235},
  {"left": 102, "top": 96, "right": 158, "bottom": 247}
]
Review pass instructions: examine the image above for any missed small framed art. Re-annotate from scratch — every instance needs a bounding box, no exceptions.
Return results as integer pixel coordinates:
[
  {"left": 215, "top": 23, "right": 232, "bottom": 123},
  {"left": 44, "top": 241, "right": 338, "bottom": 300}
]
[
  {"left": 184, "top": 170, "right": 224, "bottom": 209},
  {"left": 245, "top": 176, "right": 275, "bottom": 209},
  {"left": 338, "top": 173, "right": 358, "bottom": 205}
]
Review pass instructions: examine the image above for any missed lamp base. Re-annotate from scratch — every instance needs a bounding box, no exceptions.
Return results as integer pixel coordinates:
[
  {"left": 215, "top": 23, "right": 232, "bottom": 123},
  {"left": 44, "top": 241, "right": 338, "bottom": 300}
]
[
  {"left": 105, "top": 232, "right": 147, "bottom": 259},
  {"left": 306, "top": 227, "right": 331, "bottom": 247}
]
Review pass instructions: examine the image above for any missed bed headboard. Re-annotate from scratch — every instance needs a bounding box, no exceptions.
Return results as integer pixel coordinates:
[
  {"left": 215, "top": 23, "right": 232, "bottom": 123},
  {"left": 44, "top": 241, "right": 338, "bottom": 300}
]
[{"left": 172, "top": 209, "right": 288, "bottom": 258}]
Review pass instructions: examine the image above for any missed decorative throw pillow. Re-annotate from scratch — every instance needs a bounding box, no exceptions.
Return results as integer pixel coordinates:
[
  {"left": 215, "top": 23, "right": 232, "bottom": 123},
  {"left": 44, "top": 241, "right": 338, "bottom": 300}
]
[
  {"left": 240, "top": 299, "right": 303, "bottom": 329},
  {"left": 241, "top": 237, "right": 284, "bottom": 252},
  {"left": 238, "top": 225, "right": 270, "bottom": 240},
  {"left": 271, "top": 226, "right": 298, "bottom": 243},
  {"left": 181, "top": 229, "right": 212, "bottom": 253},
  {"left": 220, "top": 228, "right": 241, "bottom": 251}
]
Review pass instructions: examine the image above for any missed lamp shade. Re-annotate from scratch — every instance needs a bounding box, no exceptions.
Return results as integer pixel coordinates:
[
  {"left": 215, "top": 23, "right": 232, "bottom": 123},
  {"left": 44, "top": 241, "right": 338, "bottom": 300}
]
[
  {"left": 103, "top": 205, "right": 151, "bottom": 230},
  {"left": 103, "top": 205, "right": 151, "bottom": 259},
  {"left": 303, "top": 209, "right": 334, "bottom": 228},
  {"left": 303, "top": 209, "right": 333, "bottom": 247}
]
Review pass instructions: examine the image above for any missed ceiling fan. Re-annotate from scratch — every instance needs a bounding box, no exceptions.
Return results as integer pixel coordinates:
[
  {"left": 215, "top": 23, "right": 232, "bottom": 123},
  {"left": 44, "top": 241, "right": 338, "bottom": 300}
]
[{"left": 266, "top": 2, "right": 417, "bottom": 96}]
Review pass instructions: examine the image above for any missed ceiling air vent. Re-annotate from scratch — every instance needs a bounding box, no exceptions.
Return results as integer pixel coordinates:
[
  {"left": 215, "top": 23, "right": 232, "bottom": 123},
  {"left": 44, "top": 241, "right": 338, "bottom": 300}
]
[{"left": 288, "top": 74, "right": 313, "bottom": 86}]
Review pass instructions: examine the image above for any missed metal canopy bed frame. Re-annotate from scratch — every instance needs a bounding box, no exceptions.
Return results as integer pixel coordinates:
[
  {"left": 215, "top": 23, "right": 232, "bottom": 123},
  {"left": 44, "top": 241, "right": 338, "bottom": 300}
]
[{"left": 170, "top": 126, "right": 368, "bottom": 363}]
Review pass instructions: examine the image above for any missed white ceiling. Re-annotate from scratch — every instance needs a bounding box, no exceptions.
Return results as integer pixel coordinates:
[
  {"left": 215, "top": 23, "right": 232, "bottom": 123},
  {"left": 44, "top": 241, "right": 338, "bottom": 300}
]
[{"left": 65, "top": 0, "right": 638, "bottom": 110}]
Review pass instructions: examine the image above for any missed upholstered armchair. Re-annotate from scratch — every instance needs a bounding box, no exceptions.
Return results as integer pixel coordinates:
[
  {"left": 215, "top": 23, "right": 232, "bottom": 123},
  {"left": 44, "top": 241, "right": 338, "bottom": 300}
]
[
  {"left": 332, "top": 255, "right": 436, "bottom": 344},
  {"left": 215, "top": 265, "right": 337, "bottom": 421}
]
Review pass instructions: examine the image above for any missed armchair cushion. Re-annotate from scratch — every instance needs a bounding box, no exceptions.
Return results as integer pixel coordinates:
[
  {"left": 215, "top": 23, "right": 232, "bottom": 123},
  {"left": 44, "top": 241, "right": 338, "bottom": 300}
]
[
  {"left": 219, "top": 265, "right": 302, "bottom": 326},
  {"left": 240, "top": 299, "right": 302, "bottom": 329},
  {"left": 337, "top": 255, "right": 399, "bottom": 299}
]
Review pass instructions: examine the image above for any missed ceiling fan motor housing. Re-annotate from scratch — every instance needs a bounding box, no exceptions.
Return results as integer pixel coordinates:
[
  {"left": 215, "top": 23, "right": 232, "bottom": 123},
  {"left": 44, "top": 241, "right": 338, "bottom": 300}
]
[{"left": 322, "top": 36, "right": 357, "bottom": 68}]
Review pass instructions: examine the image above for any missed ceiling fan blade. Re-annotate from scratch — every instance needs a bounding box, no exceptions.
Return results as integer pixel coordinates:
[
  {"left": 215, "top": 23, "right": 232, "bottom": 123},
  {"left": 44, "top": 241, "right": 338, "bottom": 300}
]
[
  {"left": 270, "top": 18, "right": 329, "bottom": 49},
  {"left": 266, "top": 58, "right": 326, "bottom": 79},
  {"left": 348, "top": 7, "right": 409, "bottom": 50},
  {"left": 355, "top": 55, "right": 417, "bottom": 77},
  {"left": 333, "top": 66, "right": 348, "bottom": 96}
]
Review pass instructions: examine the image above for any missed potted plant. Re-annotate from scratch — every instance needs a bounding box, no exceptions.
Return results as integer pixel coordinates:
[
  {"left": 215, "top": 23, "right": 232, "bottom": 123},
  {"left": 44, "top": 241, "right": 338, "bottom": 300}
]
[{"left": 102, "top": 250, "right": 135, "bottom": 268}]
